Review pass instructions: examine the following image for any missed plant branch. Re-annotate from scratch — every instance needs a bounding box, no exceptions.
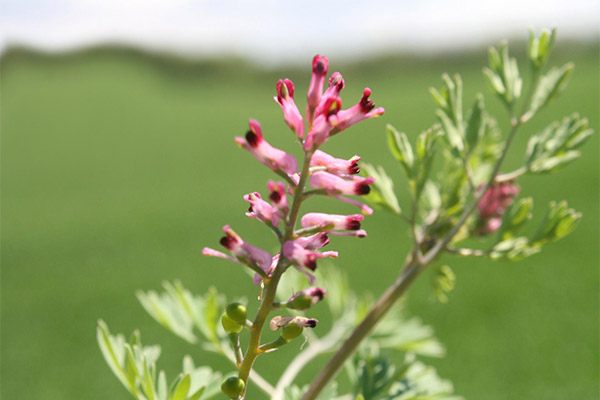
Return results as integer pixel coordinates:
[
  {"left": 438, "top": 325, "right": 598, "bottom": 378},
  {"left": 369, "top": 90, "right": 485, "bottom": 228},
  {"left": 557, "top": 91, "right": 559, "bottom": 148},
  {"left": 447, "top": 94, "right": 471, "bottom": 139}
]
[{"left": 301, "top": 103, "right": 525, "bottom": 400}]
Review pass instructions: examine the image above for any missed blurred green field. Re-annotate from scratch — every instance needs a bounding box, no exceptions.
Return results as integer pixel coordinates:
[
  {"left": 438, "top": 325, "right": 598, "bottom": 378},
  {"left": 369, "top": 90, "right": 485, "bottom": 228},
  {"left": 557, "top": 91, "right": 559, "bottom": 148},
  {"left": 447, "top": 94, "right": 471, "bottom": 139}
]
[{"left": 1, "top": 43, "right": 598, "bottom": 399}]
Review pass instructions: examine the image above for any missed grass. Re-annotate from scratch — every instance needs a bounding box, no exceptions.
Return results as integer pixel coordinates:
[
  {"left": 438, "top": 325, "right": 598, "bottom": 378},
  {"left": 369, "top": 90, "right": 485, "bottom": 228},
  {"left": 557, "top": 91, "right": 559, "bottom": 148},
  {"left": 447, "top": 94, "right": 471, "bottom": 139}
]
[{"left": 1, "top": 42, "right": 598, "bottom": 399}]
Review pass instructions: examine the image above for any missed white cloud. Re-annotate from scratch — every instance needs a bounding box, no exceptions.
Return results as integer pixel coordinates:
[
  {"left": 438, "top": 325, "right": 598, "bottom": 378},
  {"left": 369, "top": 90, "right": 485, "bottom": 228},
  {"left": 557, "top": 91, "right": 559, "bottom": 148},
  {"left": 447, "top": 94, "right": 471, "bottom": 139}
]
[{"left": 1, "top": 0, "right": 598, "bottom": 64}]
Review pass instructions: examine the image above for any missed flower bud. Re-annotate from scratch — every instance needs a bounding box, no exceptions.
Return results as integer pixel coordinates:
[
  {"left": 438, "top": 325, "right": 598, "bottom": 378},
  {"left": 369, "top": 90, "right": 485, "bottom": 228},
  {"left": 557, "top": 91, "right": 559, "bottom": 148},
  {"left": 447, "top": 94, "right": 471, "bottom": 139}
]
[
  {"left": 287, "top": 287, "right": 326, "bottom": 310},
  {"left": 226, "top": 302, "right": 247, "bottom": 325},
  {"left": 221, "top": 376, "right": 245, "bottom": 399},
  {"left": 281, "top": 324, "right": 304, "bottom": 342},
  {"left": 221, "top": 313, "right": 243, "bottom": 334}
]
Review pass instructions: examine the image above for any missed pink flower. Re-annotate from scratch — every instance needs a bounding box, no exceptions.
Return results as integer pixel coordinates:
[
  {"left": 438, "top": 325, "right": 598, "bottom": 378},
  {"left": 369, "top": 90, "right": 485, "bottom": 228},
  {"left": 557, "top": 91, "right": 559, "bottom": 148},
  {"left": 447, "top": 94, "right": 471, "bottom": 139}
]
[
  {"left": 314, "top": 72, "right": 345, "bottom": 119},
  {"left": 330, "top": 88, "right": 385, "bottom": 134},
  {"left": 283, "top": 240, "right": 338, "bottom": 271},
  {"left": 309, "top": 171, "right": 374, "bottom": 195},
  {"left": 477, "top": 181, "right": 520, "bottom": 234},
  {"left": 303, "top": 97, "right": 341, "bottom": 151},
  {"left": 235, "top": 119, "right": 298, "bottom": 175},
  {"left": 307, "top": 55, "right": 329, "bottom": 110},
  {"left": 275, "top": 79, "right": 305, "bottom": 138},
  {"left": 300, "top": 212, "right": 364, "bottom": 231},
  {"left": 311, "top": 150, "right": 360, "bottom": 175},
  {"left": 244, "top": 192, "right": 280, "bottom": 226},
  {"left": 203, "top": 225, "right": 272, "bottom": 274},
  {"left": 267, "top": 181, "right": 289, "bottom": 214},
  {"left": 295, "top": 232, "right": 330, "bottom": 250}
]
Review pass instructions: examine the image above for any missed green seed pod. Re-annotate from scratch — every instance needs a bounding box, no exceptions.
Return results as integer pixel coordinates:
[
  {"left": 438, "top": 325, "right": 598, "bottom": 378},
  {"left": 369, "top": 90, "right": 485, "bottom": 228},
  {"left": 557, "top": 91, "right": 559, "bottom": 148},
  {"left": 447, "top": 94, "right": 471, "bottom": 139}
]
[
  {"left": 226, "top": 302, "right": 247, "bottom": 324},
  {"left": 221, "top": 376, "right": 245, "bottom": 398},
  {"left": 221, "top": 313, "right": 243, "bottom": 334},
  {"left": 281, "top": 324, "right": 303, "bottom": 342}
]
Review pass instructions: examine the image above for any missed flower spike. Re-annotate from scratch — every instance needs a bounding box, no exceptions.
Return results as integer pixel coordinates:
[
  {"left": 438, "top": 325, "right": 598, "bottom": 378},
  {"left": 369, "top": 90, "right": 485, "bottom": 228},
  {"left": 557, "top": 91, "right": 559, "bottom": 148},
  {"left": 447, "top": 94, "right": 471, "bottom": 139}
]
[
  {"left": 275, "top": 79, "right": 305, "bottom": 138},
  {"left": 235, "top": 119, "right": 298, "bottom": 175}
]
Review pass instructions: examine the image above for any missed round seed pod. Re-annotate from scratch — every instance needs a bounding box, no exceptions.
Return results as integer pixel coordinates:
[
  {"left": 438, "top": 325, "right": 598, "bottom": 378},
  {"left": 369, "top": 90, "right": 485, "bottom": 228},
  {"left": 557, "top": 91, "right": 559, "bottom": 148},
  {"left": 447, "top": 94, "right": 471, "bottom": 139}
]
[
  {"left": 221, "top": 376, "right": 245, "bottom": 398},
  {"left": 226, "top": 302, "right": 247, "bottom": 325},
  {"left": 221, "top": 313, "right": 243, "bottom": 334}
]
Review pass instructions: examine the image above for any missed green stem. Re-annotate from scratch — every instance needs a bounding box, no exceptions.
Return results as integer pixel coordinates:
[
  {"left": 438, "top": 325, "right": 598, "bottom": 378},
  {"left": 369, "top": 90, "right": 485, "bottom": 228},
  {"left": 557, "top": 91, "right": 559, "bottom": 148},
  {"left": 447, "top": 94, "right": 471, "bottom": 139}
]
[{"left": 237, "top": 150, "right": 314, "bottom": 398}]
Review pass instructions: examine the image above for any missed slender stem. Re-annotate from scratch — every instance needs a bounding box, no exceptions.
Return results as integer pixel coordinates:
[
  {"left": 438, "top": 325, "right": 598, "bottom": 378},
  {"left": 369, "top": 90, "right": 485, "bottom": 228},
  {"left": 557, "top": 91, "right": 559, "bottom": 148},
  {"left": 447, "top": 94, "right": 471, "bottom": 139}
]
[
  {"left": 259, "top": 337, "right": 287, "bottom": 352},
  {"left": 302, "top": 111, "right": 525, "bottom": 400},
  {"left": 274, "top": 169, "right": 298, "bottom": 187},
  {"left": 237, "top": 150, "right": 314, "bottom": 398},
  {"left": 221, "top": 347, "right": 275, "bottom": 396},
  {"left": 229, "top": 334, "right": 243, "bottom": 366}
]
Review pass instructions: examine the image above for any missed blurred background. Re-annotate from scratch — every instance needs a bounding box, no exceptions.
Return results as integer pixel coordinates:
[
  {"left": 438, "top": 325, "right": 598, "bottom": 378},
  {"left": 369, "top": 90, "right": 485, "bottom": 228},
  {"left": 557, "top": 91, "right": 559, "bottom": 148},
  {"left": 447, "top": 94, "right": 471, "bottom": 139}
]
[{"left": 1, "top": 1, "right": 598, "bottom": 399}]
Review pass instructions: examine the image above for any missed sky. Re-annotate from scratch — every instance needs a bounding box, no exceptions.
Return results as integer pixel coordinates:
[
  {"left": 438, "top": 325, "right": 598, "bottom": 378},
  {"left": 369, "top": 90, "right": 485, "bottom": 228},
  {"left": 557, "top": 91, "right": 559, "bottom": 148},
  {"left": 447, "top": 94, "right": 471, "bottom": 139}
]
[{"left": 1, "top": 0, "right": 598, "bottom": 64}]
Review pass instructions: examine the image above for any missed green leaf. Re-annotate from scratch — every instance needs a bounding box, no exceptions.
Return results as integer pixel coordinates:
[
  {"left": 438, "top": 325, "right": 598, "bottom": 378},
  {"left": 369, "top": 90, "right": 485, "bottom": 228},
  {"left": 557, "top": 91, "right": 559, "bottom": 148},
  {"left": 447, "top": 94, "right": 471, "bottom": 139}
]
[
  {"left": 484, "top": 42, "right": 521, "bottom": 107},
  {"left": 432, "top": 265, "right": 456, "bottom": 304},
  {"left": 499, "top": 197, "right": 533, "bottom": 240},
  {"left": 387, "top": 124, "right": 414, "bottom": 176},
  {"left": 362, "top": 163, "right": 402, "bottom": 215},
  {"left": 531, "top": 201, "right": 582, "bottom": 245},
  {"left": 525, "top": 114, "right": 593, "bottom": 174},
  {"left": 97, "top": 320, "right": 131, "bottom": 392},
  {"left": 170, "top": 374, "right": 190, "bottom": 400},
  {"left": 429, "top": 87, "right": 448, "bottom": 109},
  {"left": 97, "top": 321, "right": 221, "bottom": 400},
  {"left": 464, "top": 95, "right": 485, "bottom": 153},
  {"left": 436, "top": 110, "right": 464, "bottom": 155},
  {"left": 483, "top": 67, "right": 505, "bottom": 95},
  {"left": 158, "top": 371, "right": 168, "bottom": 400},
  {"left": 528, "top": 28, "right": 556, "bottom": 68},
  {"left": 527, "top": 63, "right": 574, "bottom": 116}
]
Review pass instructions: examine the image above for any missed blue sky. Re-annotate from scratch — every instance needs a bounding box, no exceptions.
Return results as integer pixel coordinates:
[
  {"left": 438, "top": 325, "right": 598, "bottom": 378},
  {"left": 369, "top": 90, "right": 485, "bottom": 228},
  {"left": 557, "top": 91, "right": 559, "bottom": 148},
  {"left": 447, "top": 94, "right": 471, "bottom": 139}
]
[{"left": 1, "top": 0, "right": 598, "bottom": 64}]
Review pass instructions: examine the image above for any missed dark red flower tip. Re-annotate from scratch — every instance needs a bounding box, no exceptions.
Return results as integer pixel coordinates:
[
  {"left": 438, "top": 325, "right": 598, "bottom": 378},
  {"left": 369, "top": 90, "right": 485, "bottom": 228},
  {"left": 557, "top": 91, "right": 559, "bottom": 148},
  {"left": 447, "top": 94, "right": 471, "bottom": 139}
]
[
  {"left": 359, "top": 88, "right": 375, "bottom": 113},
  {"left": 269, "top": 190, "right": 282, "bottom": 203},
  {"left": 305, "top": 255, "right": 318, "bottom": 271},
  {"left": 312, "top": 288, "right": 326, "bottom": 300},
  {"left": 220, "top": 236, "right": 234, "bottom": 250},
  {"left": 348, "top": 161, "right": 360, "bottom": 175},
  {"left": 346, "top": 219, "right": 362, "bottom": 230},
  {"left": 312, "top": 55, "right": 328, "bottom": 76},
  {"left": 318, "top": 233, "right": 330, "bottom": 247},
  {"left": 355, "top": 182, "right": 371, "bottom": 195},
  {"left": 245, "top": 130, "right": 260, "bottom": 148},
  {"left": 305, "top": 319, "right": 318, "bottom": 328}
]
